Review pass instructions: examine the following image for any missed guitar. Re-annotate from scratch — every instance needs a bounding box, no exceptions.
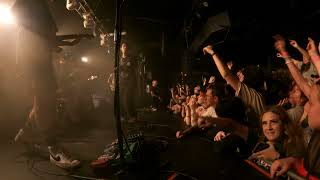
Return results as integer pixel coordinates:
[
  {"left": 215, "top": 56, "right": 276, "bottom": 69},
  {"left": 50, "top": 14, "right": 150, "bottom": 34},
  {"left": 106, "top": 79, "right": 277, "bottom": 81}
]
[{"left": 107, "top": 73, "right": 115, "bottom": 92}]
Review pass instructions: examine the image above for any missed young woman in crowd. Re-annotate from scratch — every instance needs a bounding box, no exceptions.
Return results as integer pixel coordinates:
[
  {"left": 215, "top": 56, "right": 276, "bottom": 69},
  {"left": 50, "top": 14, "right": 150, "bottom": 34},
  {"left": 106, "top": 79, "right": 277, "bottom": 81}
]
[{"left": 206, "top": 106, "right": 304, "bottom": 161}]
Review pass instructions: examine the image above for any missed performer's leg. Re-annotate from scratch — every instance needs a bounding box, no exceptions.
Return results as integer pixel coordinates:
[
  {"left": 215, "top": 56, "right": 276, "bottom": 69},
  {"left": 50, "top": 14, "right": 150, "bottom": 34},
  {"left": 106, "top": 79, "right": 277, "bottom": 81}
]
[{"left": 15, "top": 28, "right": 80, "bottom": 169}]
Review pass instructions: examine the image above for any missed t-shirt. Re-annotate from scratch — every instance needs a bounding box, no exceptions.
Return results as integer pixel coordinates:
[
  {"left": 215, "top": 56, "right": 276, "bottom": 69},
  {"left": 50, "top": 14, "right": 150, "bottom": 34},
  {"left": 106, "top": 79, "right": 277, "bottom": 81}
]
[
  {"left": 246, "top": 127, "right": 260, "bottom": 152},
  {"left": 201, "top": 106, "right": 218, "bottom": 118},
  {"left": 287, "top": 105, "right": 304, "bottom": 123},
  {"left": 236, "top": 82, "right": 266, "bottom": 127},
  {"left": 150, "top": 86, "right": 160, "bottom": 97},
  {"left": 296, "top": 61, "right": 318, "bottom": 84},
  {"left": 119, "top": 56, "right": 136, "bottom": 82},
  {"left": 305, "top": 130, "right": 320, "bottom": 177}
]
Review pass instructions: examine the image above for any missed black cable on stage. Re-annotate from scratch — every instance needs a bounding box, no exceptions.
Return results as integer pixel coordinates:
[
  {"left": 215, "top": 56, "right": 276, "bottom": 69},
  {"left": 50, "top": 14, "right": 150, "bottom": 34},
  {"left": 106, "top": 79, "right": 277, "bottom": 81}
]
[
  {"left": 29, "top": 158, "right": 109, "bottom": 180},
  {"left": 121, "top": 128, "right": 134, "bottom": 158},
  {"left": 14, "top": 151, "right": 109, "bottom": 180},
  {"left": 161, "top": 170, "right": 199, "bottom": 180}
]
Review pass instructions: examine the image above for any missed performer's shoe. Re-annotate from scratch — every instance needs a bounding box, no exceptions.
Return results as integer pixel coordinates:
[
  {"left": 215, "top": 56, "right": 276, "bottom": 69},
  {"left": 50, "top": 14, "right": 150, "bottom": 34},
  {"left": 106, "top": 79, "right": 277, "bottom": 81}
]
[{"left": 48, "top": 146, "right": 81, "bottom": 169}]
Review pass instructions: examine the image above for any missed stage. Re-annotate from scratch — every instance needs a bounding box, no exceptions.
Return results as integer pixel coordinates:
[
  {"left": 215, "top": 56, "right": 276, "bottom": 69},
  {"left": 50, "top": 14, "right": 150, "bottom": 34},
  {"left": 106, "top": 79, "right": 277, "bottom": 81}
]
[{"left": 0, "top": 108, "right": 268, "bottom": 180}]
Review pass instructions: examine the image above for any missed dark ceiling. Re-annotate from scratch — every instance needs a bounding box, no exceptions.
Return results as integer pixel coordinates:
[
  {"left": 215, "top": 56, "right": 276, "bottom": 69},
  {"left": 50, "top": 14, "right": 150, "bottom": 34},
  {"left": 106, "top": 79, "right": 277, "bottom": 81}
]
[
  {"left": 50, "top": 0, "right": 320, "bottom": 67},
  {"left": 83, "top": 0, "right": 320, "bottom": 47},
  {"left": 2, "top": 0, "right": 319, "bottom": 84}
]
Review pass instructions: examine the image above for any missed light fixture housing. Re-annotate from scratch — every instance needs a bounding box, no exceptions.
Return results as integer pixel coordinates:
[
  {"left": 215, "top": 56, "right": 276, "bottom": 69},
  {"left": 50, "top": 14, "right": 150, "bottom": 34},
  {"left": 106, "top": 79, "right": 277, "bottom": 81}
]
[
  {"left": 83, "top": 19, "right": 95, "bottom": 29},
  {"left": 66, "top": 0, "right": 79, "bottom": 11},
  {"left": 99, "top": 33, "right": 108, "bottom": 46},
  {"left": 82, "top": 12, "right": 93, "bottom": 20}
]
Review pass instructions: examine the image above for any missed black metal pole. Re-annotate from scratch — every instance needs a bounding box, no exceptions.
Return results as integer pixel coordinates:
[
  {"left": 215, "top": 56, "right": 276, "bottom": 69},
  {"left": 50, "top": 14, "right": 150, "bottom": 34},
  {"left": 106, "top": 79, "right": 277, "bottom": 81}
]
[{"left": 114, "top": 0, "right": 125, "bottom": 165}]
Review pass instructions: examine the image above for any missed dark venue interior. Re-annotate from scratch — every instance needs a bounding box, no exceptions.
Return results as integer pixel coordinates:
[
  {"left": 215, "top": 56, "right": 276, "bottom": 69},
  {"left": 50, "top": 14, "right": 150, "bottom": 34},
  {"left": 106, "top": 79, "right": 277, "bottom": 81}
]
[{"left": 1, "top": 0, "right": 320, "bottom": 179}]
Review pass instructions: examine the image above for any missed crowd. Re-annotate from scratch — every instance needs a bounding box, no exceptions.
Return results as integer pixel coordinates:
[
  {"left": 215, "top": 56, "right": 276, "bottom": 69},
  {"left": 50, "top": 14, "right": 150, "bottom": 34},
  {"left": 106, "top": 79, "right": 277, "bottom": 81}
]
[
  {"left": 8, "top": 1, "right": 320, "bottom": 178},
  {"left": 168, "top": 35, "right": 320, "bottom": 178}
]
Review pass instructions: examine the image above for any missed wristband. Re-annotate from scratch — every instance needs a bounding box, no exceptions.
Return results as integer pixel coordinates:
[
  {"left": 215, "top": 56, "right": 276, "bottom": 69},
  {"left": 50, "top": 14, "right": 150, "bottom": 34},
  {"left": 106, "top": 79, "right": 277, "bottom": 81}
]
[{"left": 210, "top": 51, "right": 216, "bottom": 56}]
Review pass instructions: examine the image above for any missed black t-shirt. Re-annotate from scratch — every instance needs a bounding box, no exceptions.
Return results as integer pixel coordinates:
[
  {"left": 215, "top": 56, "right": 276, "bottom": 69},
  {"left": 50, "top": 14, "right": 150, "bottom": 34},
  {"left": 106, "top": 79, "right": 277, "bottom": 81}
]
[
  {"left": 246, "top": 127, "right": 260, "bottom": 152},
  {"left": 305, "top": 130, "right": 320, "bottom": 177},
  {"left": 150, "top": 86, "right": 160, "bottom": 96},
  {"left": 11, "top": 0, "right": 57, "bottom": 40},
  {"left": 119, "top": 56, "right": 136, "bottom": 82}
]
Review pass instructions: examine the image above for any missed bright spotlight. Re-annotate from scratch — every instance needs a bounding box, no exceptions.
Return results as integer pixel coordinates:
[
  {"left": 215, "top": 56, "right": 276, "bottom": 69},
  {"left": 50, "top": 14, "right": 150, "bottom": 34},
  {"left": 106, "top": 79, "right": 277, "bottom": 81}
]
[
  {"left": 81, "top": 57, "right": 88, "bottom": 63},
  {"left": 0, "top": 4, "right": 15, "bottom": 25}
]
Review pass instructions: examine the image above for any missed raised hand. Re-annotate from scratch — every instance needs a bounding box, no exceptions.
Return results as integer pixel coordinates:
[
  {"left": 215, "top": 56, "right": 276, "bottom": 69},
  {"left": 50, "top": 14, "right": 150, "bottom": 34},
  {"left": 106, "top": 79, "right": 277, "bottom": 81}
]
[
  {"left": 203, "top": 45, "right": 215, "bottom": 55},
  {"left": 289, "top": 40, "right": 299, "bottom": 48},
  {"left": 202, "top": 77, "right": 207, "bottom": 86},
  {"left": 306, "top": 37, "right": 320, "bottom": 56},
  {"left": 277, "top": 98, "right": 288, "bottom": 107},
  {"left": 214, "top": 131, "right": 228, "bottom": 141},
  {"left": 208, "top": 76, "right": 216, "bottom": 84}
]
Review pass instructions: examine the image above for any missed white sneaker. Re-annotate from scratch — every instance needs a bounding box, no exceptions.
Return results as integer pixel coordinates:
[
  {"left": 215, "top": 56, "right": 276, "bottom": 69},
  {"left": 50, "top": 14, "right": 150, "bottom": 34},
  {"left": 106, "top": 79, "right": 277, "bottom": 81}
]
[{"left": 48, "top": 146, "right": 81, "bottom": 169}]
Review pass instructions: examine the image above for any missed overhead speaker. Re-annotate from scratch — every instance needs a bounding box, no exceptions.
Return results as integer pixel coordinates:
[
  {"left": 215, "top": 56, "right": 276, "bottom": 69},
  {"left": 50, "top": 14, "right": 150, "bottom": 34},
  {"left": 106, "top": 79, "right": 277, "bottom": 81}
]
[{"left": 190, "top": 11, "right": 231, "bottom": 52}]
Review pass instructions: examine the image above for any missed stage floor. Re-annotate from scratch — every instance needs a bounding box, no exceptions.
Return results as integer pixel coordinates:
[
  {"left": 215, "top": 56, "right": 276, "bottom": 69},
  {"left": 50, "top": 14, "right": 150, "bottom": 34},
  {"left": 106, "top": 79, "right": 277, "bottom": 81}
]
[{"left": 0, "top": 109, "right": 268, "bottom": 180}]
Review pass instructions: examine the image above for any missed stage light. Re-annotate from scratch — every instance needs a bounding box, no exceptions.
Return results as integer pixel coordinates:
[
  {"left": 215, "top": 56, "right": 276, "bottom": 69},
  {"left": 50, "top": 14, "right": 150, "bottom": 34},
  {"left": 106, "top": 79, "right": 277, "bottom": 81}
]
[
  {"left": 82, "top": 12, "right": 92, "bottom": 20},
  {"left": 107, "top": 31, "right": 127, "bottom": 36},
  {"left": 100, "top": 33, "right": 108, "bottom": 46},
  {"left": 82, "top": 13, "right": 95, "bottom": 29},
  {"left": 0, "top": 4, "right": 15, "bottom": 25},
  {"left": 66, "top": 0, "right": 79, "bottom": 11},
  {"left": 83, "top": 19, "right": 95, "bottom": 29},
  {"left": 202, "top": 1, "right": 209, "bottom": 7},
  {"left": 88, "top": 75, "right": 98, "bottom": 80},
  {"left": 81, "top": 57, "right": 88, "bottom": 63}
]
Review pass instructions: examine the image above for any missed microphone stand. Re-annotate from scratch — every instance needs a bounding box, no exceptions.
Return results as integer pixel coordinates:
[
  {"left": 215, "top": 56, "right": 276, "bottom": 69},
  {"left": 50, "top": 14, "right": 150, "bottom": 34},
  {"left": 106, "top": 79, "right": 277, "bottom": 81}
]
[{"left": 114, "top": 0, "right": 125, "bottom": 166}]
